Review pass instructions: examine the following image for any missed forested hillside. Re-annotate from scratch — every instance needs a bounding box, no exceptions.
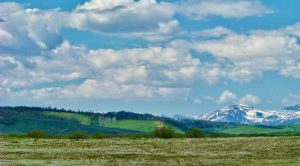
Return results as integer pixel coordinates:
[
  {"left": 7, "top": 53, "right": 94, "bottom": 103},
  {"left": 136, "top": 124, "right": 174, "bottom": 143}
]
[{"left": 0, "top": 106, "right": 240, "bottom": 135}]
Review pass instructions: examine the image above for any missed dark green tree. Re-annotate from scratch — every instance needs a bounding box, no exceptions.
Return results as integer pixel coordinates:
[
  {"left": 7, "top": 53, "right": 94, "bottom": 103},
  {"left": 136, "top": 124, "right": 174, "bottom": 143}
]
[
  {"left": 153, "top": 126, "right": 175, "bottom": 138},
  {"left": 185, "top": 128, "right": 205, "bottom": 138}
]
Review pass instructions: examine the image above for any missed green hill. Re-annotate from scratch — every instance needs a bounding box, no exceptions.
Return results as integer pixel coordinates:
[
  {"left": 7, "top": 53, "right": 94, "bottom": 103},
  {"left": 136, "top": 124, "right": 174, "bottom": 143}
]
[
  {"left": 221, "top": 124, "right": 300, "bottom": 135},
  {"left": 2, "top": 106, "right": 299, "bottom": 136},
  {"left": 0, "top": 106, "right": 183, "bottom": 135},
  {"left": 103, "top": 120, "right": 182, "bottom": 133},
  {"left": 0, "top": 107, "right": 142, "bottom": 135}
]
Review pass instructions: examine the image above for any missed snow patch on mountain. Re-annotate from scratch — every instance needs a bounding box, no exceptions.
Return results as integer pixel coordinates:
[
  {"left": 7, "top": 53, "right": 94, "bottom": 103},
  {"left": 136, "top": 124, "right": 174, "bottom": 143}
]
[{"left": 198, "top": 104, "right": 300, "bottom": 126}]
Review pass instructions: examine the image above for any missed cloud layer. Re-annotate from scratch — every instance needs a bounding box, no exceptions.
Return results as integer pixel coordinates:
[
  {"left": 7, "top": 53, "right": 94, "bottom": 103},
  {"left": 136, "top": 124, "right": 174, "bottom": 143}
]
[{"left": 0, "top": 0, "right": 299, "bottom": 108}]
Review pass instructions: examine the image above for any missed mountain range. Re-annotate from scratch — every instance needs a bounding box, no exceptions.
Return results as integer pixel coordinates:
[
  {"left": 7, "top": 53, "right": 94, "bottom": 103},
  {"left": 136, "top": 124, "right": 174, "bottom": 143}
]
[{"left": 198, "top": 104, "right": 300, "bottom": 126}]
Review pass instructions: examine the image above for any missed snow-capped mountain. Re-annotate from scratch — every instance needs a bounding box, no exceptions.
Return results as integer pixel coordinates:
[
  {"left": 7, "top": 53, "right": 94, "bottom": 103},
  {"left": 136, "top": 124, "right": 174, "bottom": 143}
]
[
  {"left": 198, "top": 104, "right": 300, "bottom": 126},
  {"left": 283, "top": 104, "right": 300, "bottom": 111}
]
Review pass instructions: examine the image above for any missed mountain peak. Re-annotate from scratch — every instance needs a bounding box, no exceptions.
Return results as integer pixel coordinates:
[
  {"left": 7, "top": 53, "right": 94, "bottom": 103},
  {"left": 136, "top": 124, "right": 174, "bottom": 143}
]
[
  {"left": 199, "top": 104, "right": 300, "bottom": 126},
  {"left": 224, "top": 104, "right": 253, "bottom": 110},
  {"left": 199, "top": 104, "right": 261, "bottom": 125},
  {"left": 283, "top": 104, "right": 300, "bottom": 111}
]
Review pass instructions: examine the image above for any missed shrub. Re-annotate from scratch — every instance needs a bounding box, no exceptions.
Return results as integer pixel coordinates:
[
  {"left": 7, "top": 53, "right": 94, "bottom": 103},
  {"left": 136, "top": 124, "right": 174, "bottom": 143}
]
[
  {"left": 153, "top": 126, "right": 176, "bottom": 138},
  {"left": 91, "top": 133, "right": 111, "bottom": 139},
  {"left": 185, "top": 128, "right": 205, "bottom": 138},
  {"left": 69, "top": 131, "right": 87, "bottom": 139},
  {"left": 27, "top": 130, "right": 52, "bottom": 139},
  {"left": 7, "top": 133, "right": 19, "bottom": 138}
]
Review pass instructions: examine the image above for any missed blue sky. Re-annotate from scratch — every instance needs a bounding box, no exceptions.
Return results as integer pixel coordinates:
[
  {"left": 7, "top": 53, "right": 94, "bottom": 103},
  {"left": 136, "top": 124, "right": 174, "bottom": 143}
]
[{"left": 0, "top": 0, "right": 300, "bottom": 116}]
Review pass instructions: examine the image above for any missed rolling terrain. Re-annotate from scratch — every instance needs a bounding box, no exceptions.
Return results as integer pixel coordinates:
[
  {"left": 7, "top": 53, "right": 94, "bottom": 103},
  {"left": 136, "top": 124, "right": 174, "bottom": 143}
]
[
  {"left": 0, "top": 106, "right": 187, "bottom": 135},
  {"left": 0, "top": 106, "right": 241, "bottom": 135},
  {"left": 1, "top": 106, "right": 300, "bottom": 135}
]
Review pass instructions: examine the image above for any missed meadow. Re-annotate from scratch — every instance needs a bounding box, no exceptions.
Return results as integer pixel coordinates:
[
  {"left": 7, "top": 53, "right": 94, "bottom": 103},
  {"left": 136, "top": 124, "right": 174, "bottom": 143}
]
[{"left": 1, "top": 136, "right": 300, "bottom": 165}]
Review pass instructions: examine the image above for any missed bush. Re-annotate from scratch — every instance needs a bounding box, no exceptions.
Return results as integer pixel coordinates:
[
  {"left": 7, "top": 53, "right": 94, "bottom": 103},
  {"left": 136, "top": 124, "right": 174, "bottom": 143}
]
[
  {"left": 185, "top": 128, "right": 205, "bottom": 138},
  {"left": 69, "top": 131, "right": 87, "bottom": 139},
  {"left": 27, "top": 130, "right": 52, "bottom": 139},
  {"left": 153, "top": 126, "right": 176, "bottom": 138},
  {"left": 91, "top": 133, "right": 112, "bottom": 139}
]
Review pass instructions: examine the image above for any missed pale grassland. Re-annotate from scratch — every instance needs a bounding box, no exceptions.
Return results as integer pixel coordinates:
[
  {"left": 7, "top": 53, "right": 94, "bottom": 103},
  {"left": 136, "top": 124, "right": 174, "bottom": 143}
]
[{"left": 1, "top": 137, "right": 300, "bottom": 165}]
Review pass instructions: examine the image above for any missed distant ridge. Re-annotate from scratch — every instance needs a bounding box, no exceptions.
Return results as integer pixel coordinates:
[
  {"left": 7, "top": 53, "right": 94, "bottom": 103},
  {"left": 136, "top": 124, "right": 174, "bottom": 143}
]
[
  {"left": 284, "top": 104, "right": 300, "bottom": 111},
  {"left": 198, "top": 104, "right": 300, "bottom": 126}
]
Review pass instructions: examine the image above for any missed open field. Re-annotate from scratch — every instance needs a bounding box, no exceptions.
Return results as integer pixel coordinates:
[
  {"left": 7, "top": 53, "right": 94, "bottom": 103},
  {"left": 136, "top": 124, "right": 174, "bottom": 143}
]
[{"left": 1, "top": 137, "right": 300, "bottom": 165}]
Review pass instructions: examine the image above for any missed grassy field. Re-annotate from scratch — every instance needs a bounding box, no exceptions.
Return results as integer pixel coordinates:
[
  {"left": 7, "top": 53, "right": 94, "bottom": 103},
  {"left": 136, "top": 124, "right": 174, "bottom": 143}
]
[
  {"left": 221, "top": 125, "right": 300, "bottom": 135},
  {"left": 1, "top": 137, "right": 300, "bottom": 165}
]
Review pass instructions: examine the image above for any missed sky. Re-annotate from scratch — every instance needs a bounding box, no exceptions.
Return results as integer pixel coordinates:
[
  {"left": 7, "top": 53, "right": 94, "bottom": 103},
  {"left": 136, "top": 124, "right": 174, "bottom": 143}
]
[{"left": 0, "top": 0, "right": 300, "bottom": 116}]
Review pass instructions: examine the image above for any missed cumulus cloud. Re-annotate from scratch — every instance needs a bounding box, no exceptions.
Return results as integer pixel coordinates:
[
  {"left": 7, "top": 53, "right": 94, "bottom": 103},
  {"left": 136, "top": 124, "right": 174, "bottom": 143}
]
[
  {"left": 67, "top": 0, "right": 271, "bottom": 40},
  {"left": 193, "top": 98, "right": 202, "bottom": 105},
  {"left": 0, "top": 76, "right": 10, "bottom": 98},
  {"left": 0, "top": 2, "right": 65, "bottom": 55},
  {"left": 192, "top": 23, "right": 300, "bottom": 83},
  {"left": 0, "top": 0, "right": 273, "bottom": 45},
  {"left": 9, "top": 80, "right": 190, "bottom": 101},
  {"left": 68, "top": 0, "right": 177, "bottom": 41},
  {"left": 1, "top": 0, "right": 297, "bottom": 104},
  {"left": 239, "top": 94, "right": 261, "bottom": 105},
  {"left": 76, "top": 0, "right": 133, "bottom": 11},
  {"left": 200, "top": 26, "right": 234, "bottom": 38},
  {"left": 281, "top": 94, "right": 300, "bottom": 106},
  {"left": 215, "top": 90, "right": 260, "bottom": 105},
  {"left": 2, "top": 41, "right": 198, "bottom": 101},
  {"left": 178, "top": 0, "right": 273, "bottom": 20},
  {"left": 216, "top": 90, "right": 238, "bottom": 104}
]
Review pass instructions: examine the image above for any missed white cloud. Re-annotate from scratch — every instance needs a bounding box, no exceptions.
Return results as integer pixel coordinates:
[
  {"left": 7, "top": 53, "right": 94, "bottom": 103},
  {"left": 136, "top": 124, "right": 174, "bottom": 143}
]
[
  {"left": 215, "top": 91, "right": 260, "bottom": 105},
  {"left": 2, "top": 41, "right": 198, "bottom": 101},
  {"left": 2, "top": 0, "right": 299, "bottom": 104},
  {"left": 193, "top": 23, "right": 300, "bottom": 83},
  {"left": 0, "top": 28, "right": 13, "bottom": 42},
  {"left": 200, "top": 26, "right": 234, "bottom": 38},
  {"left": 9, "top": 80, "right": 190, "bottom": 101},
  {"left": 239, "top": 94, "right": 261, "bottom": 105},
  {"left": 0, "top": 0, "right": 273, "bottom": 45},
  {"left": 68, "top": 0, "right": 271, "bottom": 40},
  {"left": 193, "top": 98, "right": 202, "bottom": 105},
  {"left": 280, "top": 62, "right": 300, "bottom": 78},
  {"left": 68, "top": 0, "right": 177, "bottom": 41},
  {"left": 76, "top": 0, "right": 134, "bottom": 11},
  {"left": 0, "top": 2, "right": 65, "bottom": 54},
  {"left": 216, "top": 90, "right": 237, "bottom": 104},
  {"left": 179, "top": 0, "right": 273, "bottom": 20},
  {"left": 281, "top": 94, "right": 300, "bottom": 106},
  {"left": 0, "top": 76, "right": 10, "bottom": 98}
]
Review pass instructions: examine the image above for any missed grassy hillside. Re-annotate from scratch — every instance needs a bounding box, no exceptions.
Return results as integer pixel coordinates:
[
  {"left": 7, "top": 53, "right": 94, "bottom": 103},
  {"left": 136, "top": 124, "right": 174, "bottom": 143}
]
[
  {"left": 2, "top": 106, "right": 300, "bottom": 135},
  {"left": 0, "top": 106, "right": 184, "bottom": 135},
  {"left": 103, "top": 120, "right": 182, "bottom": 133},
  {"left": 2, "top": 137, "right": 300, "bottom": 165},
  {"left": 0, "top": 107, "right": 141, "bottom": 135},
  {"left": 221, "top": 125, "right": 300, "bottom": 135},
  {"left": 43, "top": 112, "right": 92, "bottom": 125}
]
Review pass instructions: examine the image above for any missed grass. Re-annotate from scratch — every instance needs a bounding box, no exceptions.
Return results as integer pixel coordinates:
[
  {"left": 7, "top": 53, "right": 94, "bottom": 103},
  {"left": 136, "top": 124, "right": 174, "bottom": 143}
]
[
  {"left": 103, "top": 120, "right": 160, "bottom": 132},
  {"left": 43, "top": 112, "right": 92, "bottom": 125},
  {"left": 104, "top": 120, "right": 183, "bottom": 133},
  {"left": 222, "top": 125, "right": 300, "bottom": 135},
  {"left": 1, "top": 136, "right": 300, "bottom": 165},
  {"left": 42, "top": 112, "right": 183, "bottom": 133}
]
